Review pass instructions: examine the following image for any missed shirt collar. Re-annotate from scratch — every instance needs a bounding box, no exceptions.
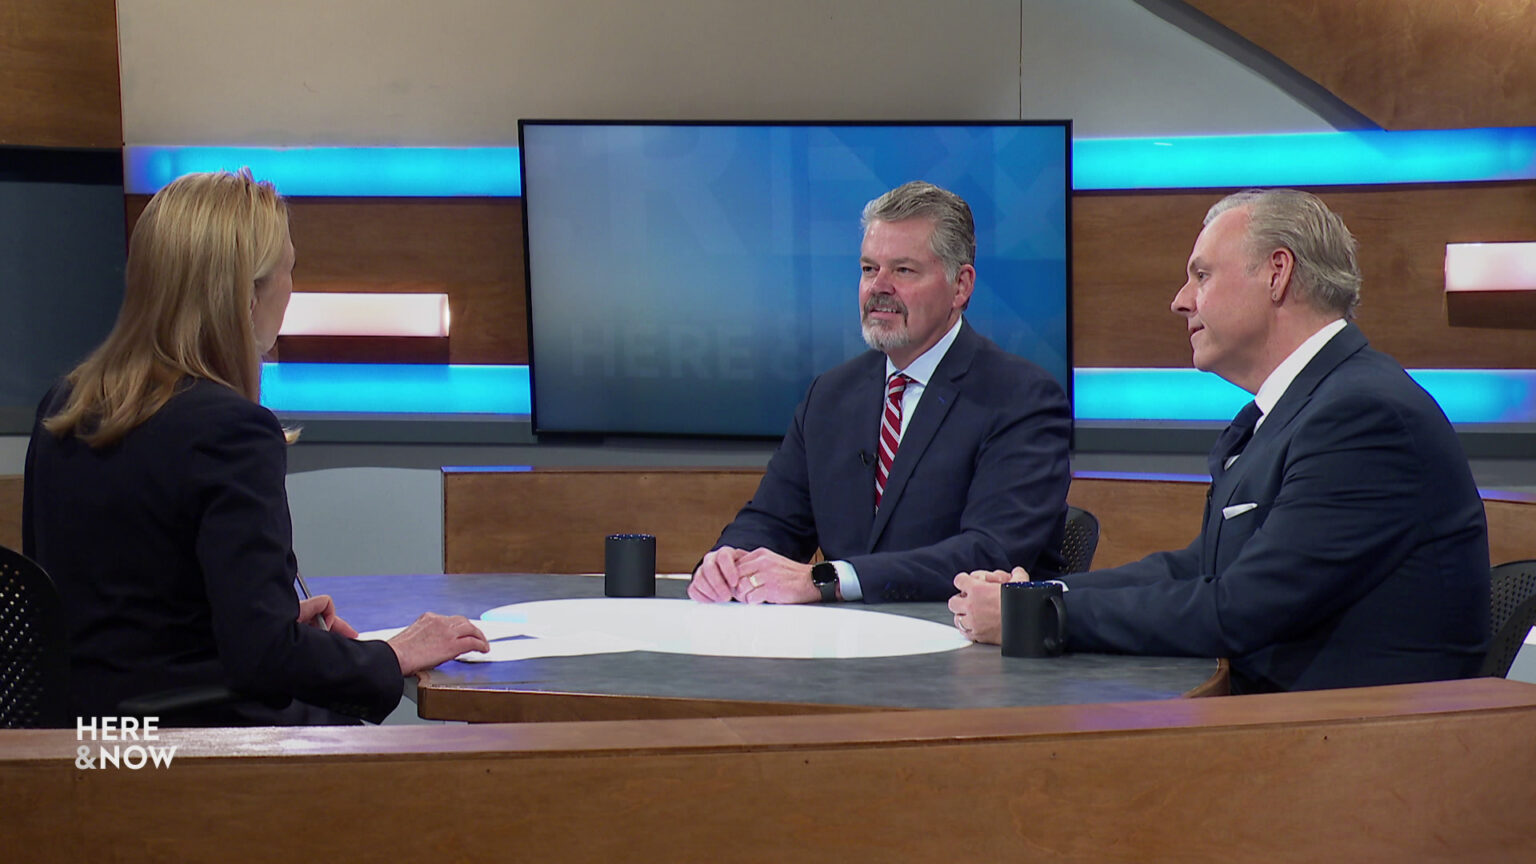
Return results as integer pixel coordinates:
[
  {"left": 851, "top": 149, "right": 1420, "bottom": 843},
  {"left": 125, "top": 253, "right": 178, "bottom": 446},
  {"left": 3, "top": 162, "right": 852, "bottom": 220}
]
[
  {"left": 886, "top": 316, "right": 964, "bottom": 385},
  {"left": 1253, "top": 318, "right": 1348, "bottom": 421}
]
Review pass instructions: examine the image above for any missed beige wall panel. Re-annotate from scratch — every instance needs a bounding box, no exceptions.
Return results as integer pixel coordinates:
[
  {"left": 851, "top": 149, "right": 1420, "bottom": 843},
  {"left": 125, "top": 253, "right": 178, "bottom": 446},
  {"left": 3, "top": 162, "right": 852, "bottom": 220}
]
[
  {"left": 0, "top": 0, "right": 120, "bottom": 147},
  {"left": 1075, "top": 183, "right": 1536, "bottom": 369},
  {"left": 115, "top": 1, "right": 1339, "bottom": 144},
  {"left": 116, "top": 0, "right": 1024, "bottom": 146},
  {"left": 1189, "top": 0, "right": 1536, "bottom": 130}
]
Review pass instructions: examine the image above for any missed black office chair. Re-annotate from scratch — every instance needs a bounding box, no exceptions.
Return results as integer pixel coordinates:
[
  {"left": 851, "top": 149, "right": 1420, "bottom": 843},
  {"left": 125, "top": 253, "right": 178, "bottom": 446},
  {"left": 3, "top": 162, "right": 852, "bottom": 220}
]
[
  {"left": 1479, "top": 559, "right": 1536, "bottom": 679},
  {"left": 0, "top": 545, "right": 71, "bottom": 728},
  {"left": 1060, "top": 506, "right": 1101, "bottom": 575}
]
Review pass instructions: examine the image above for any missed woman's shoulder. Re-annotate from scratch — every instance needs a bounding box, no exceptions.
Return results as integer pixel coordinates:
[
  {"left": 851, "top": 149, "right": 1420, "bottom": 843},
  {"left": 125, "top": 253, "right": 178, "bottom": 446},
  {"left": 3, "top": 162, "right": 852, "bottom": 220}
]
[{"left": 160, "top": 378, "right": 283, "bottom": 436}]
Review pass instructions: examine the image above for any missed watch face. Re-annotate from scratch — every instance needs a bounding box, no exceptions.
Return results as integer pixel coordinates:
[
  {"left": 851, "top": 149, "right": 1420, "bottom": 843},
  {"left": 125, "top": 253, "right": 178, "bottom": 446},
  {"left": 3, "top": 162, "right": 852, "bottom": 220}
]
[{"left": 811, "top": 562, "right": 837, "bottom": 585}]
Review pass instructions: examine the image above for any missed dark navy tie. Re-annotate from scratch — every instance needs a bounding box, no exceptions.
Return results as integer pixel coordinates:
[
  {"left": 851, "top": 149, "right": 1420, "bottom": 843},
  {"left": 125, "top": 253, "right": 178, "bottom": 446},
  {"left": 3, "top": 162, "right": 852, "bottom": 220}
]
[{"left": 1209, "top": 401, "right": 1262, "bottom": 477}]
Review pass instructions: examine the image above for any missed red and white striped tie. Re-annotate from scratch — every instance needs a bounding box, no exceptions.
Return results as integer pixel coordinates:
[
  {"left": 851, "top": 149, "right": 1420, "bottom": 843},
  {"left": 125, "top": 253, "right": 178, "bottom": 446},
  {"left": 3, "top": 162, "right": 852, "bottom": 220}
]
[{"left": 875, "top": 373, "right": 910, "bottom": 508}]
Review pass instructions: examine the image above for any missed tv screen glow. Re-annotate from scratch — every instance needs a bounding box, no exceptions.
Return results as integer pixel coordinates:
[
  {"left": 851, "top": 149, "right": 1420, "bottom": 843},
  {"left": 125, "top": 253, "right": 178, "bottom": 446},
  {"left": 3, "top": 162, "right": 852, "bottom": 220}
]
[{"left": 520, "top": 120, "right": 1071, "bottom": 437}]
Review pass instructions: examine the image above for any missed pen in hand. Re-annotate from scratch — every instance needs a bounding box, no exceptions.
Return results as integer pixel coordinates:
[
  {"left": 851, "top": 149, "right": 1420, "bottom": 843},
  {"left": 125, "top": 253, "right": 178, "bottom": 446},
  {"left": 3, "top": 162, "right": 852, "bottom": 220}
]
[{"left": 294, "top": 571, "right": 331, "bottom": 632}]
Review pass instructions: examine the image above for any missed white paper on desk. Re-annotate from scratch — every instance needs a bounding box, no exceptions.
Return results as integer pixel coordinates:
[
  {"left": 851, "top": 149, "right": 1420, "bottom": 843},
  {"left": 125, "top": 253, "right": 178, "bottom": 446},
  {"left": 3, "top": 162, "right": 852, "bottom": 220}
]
[
  {"left": 354, "top": 619, "right": 535, "bottom": 644},
  {"left": 481, "top": 598, "right": 970, "bottom": 659},
  {"left": 455, "top": 630, "right": 647, "bottom": 663}
]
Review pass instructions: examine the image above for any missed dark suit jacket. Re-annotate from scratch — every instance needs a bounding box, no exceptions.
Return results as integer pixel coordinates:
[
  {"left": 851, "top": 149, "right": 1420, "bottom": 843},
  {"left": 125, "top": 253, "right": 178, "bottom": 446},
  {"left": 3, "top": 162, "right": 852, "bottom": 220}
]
[
  {"left": 714, "top": 321, "right": 1072, "bottom": 602},
  {"left": 23, "top": 378, "right": 403, "bottom": 725},
  {"left": 1062, "top": 324, "right": 1489, "bottom": 692}
]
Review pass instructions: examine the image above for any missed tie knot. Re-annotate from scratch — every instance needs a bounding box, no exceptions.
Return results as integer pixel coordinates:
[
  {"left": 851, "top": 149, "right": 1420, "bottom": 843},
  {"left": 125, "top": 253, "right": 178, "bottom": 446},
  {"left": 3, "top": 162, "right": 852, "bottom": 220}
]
[
  {"left": 887, "top": 373, "right": 910, "bottom": 401},
  {"left": 1233, "top": 400, "right": 1262, "bottom": 432}
]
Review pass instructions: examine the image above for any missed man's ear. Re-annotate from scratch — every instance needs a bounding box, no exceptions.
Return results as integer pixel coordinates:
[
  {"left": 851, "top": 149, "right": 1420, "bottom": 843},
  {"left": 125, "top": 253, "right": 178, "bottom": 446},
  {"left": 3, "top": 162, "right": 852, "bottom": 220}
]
[
  {"left": 1268, "top": 247, "right": 1296, "bottom": 302},
  {"left": 953, "top": 264, "right": 976, "bottom": 310}
]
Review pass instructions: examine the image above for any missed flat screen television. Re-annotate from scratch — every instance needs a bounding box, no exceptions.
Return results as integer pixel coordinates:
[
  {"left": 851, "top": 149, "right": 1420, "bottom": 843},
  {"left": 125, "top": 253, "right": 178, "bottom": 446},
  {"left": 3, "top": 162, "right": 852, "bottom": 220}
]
[{"left": 519, "top": 120, "right": 1072, "bottom": 437}]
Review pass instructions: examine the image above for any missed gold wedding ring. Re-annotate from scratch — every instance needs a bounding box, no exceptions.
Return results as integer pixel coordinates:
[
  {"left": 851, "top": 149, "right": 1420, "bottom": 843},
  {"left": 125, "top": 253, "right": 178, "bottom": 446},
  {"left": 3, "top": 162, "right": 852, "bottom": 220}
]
[{"left": 748, "top": 575, "right": 762, "bottom": 588}]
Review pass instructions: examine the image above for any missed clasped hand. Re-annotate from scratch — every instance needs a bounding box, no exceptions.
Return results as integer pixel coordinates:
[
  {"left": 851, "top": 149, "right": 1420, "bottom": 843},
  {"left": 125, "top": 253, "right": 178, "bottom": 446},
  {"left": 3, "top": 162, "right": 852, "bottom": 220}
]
[
  {"left": 948, "top": 566, "right": 1030, "bottom": 644},
  {"left": 688, "top": 546, "right": 821, "bottom": 604}
]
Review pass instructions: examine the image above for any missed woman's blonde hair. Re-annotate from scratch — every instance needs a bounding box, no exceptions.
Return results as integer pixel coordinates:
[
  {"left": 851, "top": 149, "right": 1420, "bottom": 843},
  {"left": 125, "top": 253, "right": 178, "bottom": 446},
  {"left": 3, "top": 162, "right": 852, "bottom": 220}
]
[{"left": 45, "top": 169, "right": 290, "bottom": 446}]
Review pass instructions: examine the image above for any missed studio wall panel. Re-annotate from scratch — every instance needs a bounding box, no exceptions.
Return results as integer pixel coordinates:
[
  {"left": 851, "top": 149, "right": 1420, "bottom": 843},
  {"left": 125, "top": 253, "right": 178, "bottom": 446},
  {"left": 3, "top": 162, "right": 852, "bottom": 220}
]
[
  {"left": 1074, "top": 183, "right": 1536, "bottom": 369},
  {"left": 1186, "top": 0, "right": 1536, "bottom": 130},
  {"left": 122, "top": 179, "right": 1536, "bottom": 379},
  {"left": 114, "top": 0, "right": 1334, "bottom": 145},
  {"left": 0, "top": 0, "right": 121, "bottom": 147},
  {"left": 126, "top": 196, "right": 527, "bottom": 365}
]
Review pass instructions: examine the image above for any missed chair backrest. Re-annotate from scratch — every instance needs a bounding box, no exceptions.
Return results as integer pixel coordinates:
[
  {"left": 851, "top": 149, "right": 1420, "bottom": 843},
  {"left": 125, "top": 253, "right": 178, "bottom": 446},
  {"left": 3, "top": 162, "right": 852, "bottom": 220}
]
[
  {"left": 1480, "top": 559, "right": 1536, "bottom": 678},
  {"left": 0, "top": 545, "right": 70, "bottom": 728},
  {"left": 1060, "top": 506, "right": 1101, "bottom": 575}
]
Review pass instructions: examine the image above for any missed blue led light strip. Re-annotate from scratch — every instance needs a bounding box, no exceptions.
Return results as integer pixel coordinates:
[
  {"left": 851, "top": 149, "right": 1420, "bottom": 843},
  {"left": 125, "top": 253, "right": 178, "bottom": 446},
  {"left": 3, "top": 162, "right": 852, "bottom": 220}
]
[
  {"left": 1072, "top": 127, "right": 1536, "bottom": 190},
  {"left": 261, "top": 363, "right": 530, "bottom": 414},
  {"left": 125, "top": 126, "right": 1536, "bottom": 196},
  {"left": 259, "top": 363, "right": 1535, "bottom": 424},
  {"left": 125, "top": 147, "right": 522, "bottom": 197},
  {"left": 1074, "top": 368, "right": 1536, "bottom": 424}
]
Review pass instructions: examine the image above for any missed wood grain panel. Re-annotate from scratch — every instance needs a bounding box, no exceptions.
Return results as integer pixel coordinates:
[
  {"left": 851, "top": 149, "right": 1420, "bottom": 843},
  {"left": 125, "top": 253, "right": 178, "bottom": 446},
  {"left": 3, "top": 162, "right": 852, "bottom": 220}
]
[
  {"left": 443, "top": 470, "right": 1536, "bottom": 575},
  {"left": 413, "top": 680, "right": 890, "bottom": 723},
  {"left": 1485, "top": 492, "right": 1536, "bottom": 567},
  {"left": 5, "top": 679, "right": 1535, "bottom": 862},
  {"left": 0, "top": 0, "right": 120, "bottom": 147},
  {"left": 1187, "top": 0, "right": 1536, "bottom": 130},
  {"left": 0, "top": 475, "right": 22, "bottom": 552},
  {"left": 272, "top": 335, "right": 450, "bottom": 364},
  {"left": 126, "top": 196, "right": 528, "bottom": 364},
  {"left": 443, "top": 468, "right": 764, "bottom": 574},
  {"left": 1446, "top": 288, "right": 1536, "bottom": 329},
  {"left": 126, "top": 183, "right": 1536, "bottom": 373},
  {"left": 1066, "top": 475, "right": 1208, "bottom": 569},
  {"left": 1074, "top": 183, "right": 1536, "bottom": 369}
]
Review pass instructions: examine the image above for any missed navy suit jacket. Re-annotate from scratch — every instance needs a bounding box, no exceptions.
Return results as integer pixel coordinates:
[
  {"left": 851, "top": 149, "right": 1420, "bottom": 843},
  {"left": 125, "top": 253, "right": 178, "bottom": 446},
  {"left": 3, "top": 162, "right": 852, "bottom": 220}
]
[
  {"left": 24, "top": 379, "right": 403, "bottom": 725},
  {"left": 1062, "top": 324, "right": 1489, "bottom": 692},
  {"left": 714, "top": 321, "right": 1072, "bottom": 602}
]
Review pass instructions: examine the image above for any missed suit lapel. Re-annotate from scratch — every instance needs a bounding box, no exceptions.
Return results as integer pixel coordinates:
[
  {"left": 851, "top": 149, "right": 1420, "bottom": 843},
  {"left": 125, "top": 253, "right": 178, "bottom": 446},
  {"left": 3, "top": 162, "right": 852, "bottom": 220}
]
[
  {"left": 866, "top": 323, "right": 976, "bottom": 550},
  {"left": 1200, "top": 323, "right": 1368, "bottom": 564}
]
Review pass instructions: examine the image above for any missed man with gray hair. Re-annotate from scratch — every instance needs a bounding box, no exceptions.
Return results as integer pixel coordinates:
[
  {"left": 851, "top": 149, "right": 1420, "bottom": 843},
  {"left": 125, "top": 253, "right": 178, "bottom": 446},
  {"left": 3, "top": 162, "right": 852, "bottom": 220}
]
[
  {"left": 950, "top": 188, "right": 1489, "bottom": 692},
  {"left": 690, "top": 181, "right": 1071, "bottom": 605}
]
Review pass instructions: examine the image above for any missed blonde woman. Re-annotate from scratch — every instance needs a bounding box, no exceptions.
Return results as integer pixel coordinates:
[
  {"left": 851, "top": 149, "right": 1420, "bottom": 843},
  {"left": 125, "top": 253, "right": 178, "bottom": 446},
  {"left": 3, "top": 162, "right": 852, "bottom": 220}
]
[{"left": 23, "top": 171, "right": 487, "bottom": 725}]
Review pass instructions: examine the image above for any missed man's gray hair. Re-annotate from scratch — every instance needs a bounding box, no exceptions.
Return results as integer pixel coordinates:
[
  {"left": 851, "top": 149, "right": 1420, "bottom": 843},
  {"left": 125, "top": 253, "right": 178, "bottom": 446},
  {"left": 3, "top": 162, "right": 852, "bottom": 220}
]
[
  {"left": 861, "top": 181, "right": 976, "bottom": 282},
  {"left": 1206, "top": 188, "right": 1361, "bottom": 319}
]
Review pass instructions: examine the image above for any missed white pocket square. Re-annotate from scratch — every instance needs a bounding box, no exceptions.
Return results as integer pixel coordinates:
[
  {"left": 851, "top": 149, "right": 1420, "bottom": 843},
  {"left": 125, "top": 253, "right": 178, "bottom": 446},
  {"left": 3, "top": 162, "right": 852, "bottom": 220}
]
[{"left": 1222, "top": 502, "right": 1258, "bottom": 519}]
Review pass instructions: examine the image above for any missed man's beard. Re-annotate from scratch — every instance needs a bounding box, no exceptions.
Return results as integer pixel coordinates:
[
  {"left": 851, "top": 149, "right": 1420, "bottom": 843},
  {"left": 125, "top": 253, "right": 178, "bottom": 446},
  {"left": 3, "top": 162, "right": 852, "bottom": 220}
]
[{"left": 861, "top": 297, "right": 910, "bottom": 352}]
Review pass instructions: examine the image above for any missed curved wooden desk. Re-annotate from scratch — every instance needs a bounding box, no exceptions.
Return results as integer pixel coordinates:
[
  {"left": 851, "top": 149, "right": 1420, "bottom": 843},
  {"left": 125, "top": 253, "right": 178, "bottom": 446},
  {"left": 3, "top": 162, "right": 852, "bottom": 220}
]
[
  {"left": 311, "top": 572, "right": 1223, "bottom": 722},
  {"left": 7, "top": 678, "right": 1535, "bottom": 861}
]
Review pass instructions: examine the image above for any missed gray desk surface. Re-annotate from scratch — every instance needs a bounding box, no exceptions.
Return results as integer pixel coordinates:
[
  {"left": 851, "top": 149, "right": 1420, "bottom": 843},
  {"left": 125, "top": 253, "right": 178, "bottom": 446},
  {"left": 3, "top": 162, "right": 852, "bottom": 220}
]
[{"left": 312, "top": 572, "right": 1218, "bottom": 711}]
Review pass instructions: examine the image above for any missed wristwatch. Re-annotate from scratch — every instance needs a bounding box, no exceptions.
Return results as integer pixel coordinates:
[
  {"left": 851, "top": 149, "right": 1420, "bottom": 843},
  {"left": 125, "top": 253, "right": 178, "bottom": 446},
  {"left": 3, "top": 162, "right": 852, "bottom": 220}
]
[{"left": 810, "top": 561, "right": 838, "bottom": 602}]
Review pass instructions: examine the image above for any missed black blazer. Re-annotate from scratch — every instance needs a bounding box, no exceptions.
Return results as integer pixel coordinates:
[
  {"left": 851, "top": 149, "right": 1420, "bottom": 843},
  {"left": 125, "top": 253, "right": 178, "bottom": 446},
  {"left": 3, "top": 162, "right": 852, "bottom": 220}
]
[
  {"left": 715, "top": 320, "right": 1072, "bottom": 601},
  {"left": 23, "top": 378, "right": 402, "bottom": 725},
  {"left": 1062, "top": 325, "right": 1490, "bottom": 692}
]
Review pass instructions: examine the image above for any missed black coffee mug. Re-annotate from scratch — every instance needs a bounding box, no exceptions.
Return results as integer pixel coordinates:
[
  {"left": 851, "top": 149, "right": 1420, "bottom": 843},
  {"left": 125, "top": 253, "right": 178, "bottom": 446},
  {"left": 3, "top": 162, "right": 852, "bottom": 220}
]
[
  {"left": 1001, "top": 581, "right": 1067, "bottom": 658},
  {"left": 605, "top": 533, "right": 656, "bottom": 597}
]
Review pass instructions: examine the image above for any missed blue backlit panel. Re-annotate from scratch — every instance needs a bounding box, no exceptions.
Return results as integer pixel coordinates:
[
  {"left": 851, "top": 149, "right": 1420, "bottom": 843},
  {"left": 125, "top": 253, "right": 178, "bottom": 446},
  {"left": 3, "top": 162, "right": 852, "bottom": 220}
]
[
  {"left": 261, "top": 363, "right": 530, "bottom": 414},
  {"left": 127, "top": 127, "right": 1536, "bottom": 197},
  {"left": 1073, "top": 127, "right": 1536, "bottom": 190},
  {"left": 1075, "top": 368, "right": 1536, "bottom": 424},
  {"left": 1075, "top": 368, "right": 1250, "bottom": 422},
  {"left": 125, "top": 147, "right": 522, "bottom": 197},
  {"left": 259, "top": 363, "right": 1531, "bottom": 424}
]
